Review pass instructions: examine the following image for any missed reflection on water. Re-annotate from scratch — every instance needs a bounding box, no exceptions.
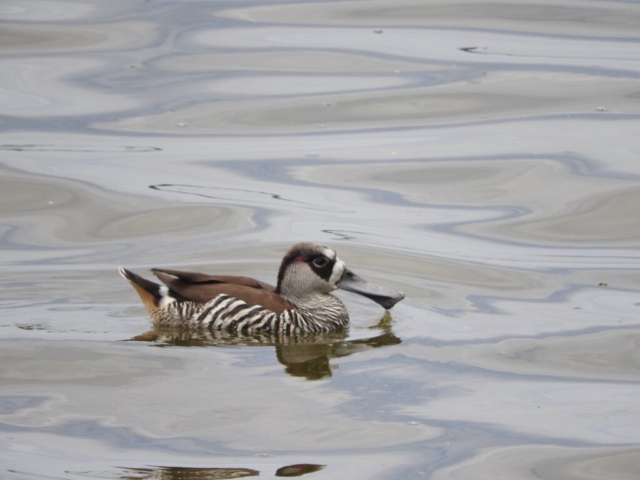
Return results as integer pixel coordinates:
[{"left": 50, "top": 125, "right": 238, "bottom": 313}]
[
  {"left": 2, "top": 0, "right": 640, "bottom": 478},
  {"left": 75, "top": 463, "right": 324, "bottom": 479},
  {"left": 116, "top": 466, "right": 259, "bottom": 479},
  {"left": 274, "top": 464, "right": 325, "bottom": 478},
  {"left": 129, "top": 314, "right": 401, "bottom": 380}
]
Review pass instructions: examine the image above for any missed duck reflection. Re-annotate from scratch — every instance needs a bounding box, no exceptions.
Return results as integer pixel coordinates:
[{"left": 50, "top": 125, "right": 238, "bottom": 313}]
[
  {"left": 117, "top": 465, "right": 258, "bottom": 479},
  {"left": 117, "top": 463, "right": 324, "bottom": 479},
  {"left": 128, "top": 314, "right": 401, "bottom": 380}
]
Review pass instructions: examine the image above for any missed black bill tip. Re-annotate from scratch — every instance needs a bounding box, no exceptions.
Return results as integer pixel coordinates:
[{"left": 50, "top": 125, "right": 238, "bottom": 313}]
[{"left": 336, "top": 268, "right": 405, "bottom": 310}]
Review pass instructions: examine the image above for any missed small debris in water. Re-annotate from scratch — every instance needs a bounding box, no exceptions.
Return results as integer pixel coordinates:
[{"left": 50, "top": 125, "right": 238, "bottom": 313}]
[
  {"left": 276, "top": 464, "right": 325, "bottom": 476},
  {"left": 598, "top": 282, "right": 608, "bottom": 287},
  {"left": 374, "top": 29, "right": 384, "bottom": 34},
  {"left": 17, "top": 323, "right": 47, "bottom": 330},
  {"left": 595, "top": 106, "right": 608, "bottom": 112}
]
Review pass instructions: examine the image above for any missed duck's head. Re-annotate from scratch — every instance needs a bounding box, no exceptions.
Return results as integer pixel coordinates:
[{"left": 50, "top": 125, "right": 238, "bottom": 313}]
[{"left": 276, "top": 243, "right": 405, "bottom": 309}]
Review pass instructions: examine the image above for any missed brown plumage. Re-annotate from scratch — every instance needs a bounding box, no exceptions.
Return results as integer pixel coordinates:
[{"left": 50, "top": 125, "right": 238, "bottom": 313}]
[
  {"left": 151, "top": 269, "right": 290, "bottom": 312},
  {"left": 119, "top": 243, "right": 405, "bottom": 334}
]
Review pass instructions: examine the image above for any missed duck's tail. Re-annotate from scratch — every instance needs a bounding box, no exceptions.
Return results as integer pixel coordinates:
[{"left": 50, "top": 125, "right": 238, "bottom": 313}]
[{"left": 119, "top": 267, "right": 166, "bottom": 315}]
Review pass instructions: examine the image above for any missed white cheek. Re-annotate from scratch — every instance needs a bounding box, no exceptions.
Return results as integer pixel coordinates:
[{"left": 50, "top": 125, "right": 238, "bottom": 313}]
[{"left": 329, "top": 259, "right": 345, "bottom": 287}]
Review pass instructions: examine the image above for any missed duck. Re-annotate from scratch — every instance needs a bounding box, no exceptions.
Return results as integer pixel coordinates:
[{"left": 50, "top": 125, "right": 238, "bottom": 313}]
[{"left": 119, "top": 242, "right": 405, "bottom": 334}]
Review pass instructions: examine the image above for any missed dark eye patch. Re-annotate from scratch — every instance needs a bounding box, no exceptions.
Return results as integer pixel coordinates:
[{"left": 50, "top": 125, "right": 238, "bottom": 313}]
[
  {"left": 309, "top": 255, "right": 334, "bottom": 281},
  {"left": 276, "top": 245, "right": 336, "bottom": 292},
  {"left": 312, "top": 257, "right": 329, "bottom": 267}
]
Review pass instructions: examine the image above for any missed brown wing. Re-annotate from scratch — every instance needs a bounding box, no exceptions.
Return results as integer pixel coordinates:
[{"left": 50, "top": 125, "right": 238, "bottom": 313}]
[
  {"left": 151, "top": 268, "right": 292, "bottom": 314},
  {"left": 152, "top": 268, "right": 275, "bottom": 291}
]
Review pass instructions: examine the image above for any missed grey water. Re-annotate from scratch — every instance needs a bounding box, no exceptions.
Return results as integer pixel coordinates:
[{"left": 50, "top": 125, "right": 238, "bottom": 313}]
[{"left": 1, "top": 0, "right": 640, "bottom": 479}]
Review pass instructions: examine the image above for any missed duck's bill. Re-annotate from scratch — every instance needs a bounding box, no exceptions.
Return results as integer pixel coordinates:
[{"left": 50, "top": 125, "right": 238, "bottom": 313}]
[{"left": 336, "top": 268, "right": 405, "bottom": 310}]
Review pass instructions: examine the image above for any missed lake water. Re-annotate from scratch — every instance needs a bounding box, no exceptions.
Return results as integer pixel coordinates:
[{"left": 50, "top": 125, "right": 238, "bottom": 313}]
[{"left": 1, "top": 0, "right": 640, "bottom": 478}]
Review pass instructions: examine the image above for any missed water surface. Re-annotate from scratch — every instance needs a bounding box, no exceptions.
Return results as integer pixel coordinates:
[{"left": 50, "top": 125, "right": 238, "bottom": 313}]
[{"left": 1, "top": 1, "right": 640, "bottom": 479}]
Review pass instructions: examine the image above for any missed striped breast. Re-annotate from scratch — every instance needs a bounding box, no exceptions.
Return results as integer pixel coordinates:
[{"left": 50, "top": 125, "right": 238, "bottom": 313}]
[{"left": 151, "top": 294, "right": 349, "bottom": 334}]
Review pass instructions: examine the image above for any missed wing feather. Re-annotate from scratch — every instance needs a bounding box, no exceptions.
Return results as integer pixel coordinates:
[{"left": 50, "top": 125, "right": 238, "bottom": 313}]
[{"left": 151, "top": 269, "right": 290, "bottom": 314}]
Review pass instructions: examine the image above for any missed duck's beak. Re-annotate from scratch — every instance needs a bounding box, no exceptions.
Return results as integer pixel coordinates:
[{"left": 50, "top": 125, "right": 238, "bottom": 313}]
[{"left": 336, "top": 268, "right": 405, "bottom": 310}]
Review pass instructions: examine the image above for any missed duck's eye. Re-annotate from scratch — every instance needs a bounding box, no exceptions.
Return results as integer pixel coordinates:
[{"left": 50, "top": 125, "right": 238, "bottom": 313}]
[{"left": 312, "top": 257, "right": 329, "bottom": 268}]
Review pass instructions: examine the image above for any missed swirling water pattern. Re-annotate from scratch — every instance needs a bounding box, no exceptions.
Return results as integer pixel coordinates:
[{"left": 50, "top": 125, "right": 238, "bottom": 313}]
[{"left": 1, "top": 1, "right": 640, "bottom": 478}]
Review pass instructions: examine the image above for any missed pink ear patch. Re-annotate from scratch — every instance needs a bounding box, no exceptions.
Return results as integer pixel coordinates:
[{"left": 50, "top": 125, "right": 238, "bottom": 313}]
[{"left": 295, "top": 255, "right": 306, "bottom": 263}]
